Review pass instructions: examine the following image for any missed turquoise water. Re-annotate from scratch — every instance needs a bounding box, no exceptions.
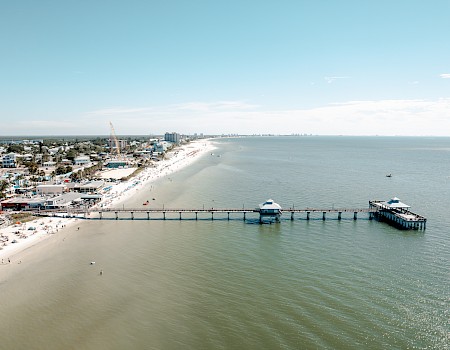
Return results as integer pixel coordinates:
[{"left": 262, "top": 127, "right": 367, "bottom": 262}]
[{"left": 0, "top": 136, "right": 449, "bottom": 349}]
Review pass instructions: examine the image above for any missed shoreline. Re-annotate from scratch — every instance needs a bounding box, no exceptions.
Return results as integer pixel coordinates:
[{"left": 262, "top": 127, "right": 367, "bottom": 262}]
[{"left": 0, "top": 139, "right": 217, "bottom": 261}]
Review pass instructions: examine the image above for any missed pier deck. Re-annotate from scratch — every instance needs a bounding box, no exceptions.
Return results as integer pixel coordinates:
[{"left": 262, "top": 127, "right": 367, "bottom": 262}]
[
  {"left": 369, "top": 200, "right": 426, "bottom": 230},
  {"left": 36, "top": 206, "right": 377, "bottom": 222},
  {"left": 30, "top": 201, "right": 426, "bottom": 230}
]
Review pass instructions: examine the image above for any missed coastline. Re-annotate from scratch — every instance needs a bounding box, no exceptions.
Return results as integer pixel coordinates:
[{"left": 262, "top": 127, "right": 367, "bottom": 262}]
[{"left": 0, "top": 139, "right": 217, "bottom": 262}]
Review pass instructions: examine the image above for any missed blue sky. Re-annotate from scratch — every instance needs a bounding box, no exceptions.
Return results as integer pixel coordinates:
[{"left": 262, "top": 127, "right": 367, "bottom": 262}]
[{"left": 1, "top": 0, "right": 450, "bottom": 136}]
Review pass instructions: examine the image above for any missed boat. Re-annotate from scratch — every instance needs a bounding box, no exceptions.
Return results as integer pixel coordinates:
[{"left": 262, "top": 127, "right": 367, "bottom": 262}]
[{"left": 386, "top": 174, "right": 392, "bottom": 178}]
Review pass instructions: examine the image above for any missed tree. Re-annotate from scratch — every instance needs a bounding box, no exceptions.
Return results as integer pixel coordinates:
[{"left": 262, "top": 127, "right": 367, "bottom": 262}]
[
  {"left": 55, "top": 166, "right": 67, "bottom": 175},
  {"left": 6, "top": 144, "right": 23, "bottom": 153},
  {"left": 0, "top": 180, "right": 8, "bottom": 199},
  {"left": 66, "top": 149, "right": 78, "bottom": 161},
  {"left": 26, "top": 162, "right": 39, "bottom": 175},
  {"left": 69, "top": 172, "right": 81, "bottom": 181}
]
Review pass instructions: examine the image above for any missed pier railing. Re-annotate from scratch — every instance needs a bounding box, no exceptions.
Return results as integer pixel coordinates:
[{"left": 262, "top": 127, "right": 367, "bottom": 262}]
[{"left": 27, "top": 202, "right": 426, "bottom": 230}]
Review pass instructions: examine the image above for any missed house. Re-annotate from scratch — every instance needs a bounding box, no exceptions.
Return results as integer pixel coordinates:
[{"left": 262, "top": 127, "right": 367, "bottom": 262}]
[
  {"left": 74, "top": 155, "right": 91, "bottom": 166},
  {"left": 1, "top": 153, "right": 17, "bottom": 168},
  {"left": 20, "top": 153, "right": 34, "bottom": 162},
  {"left": 43, "top": 161, "right": 57, "bottom": 167}
]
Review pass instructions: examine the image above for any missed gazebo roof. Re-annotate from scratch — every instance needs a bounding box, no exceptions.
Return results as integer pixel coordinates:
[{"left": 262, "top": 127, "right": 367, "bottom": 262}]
[
  {"left": 385, "top": 197, "right": 410, "bottom": 209},
  {"left": 259, "top": 199, "right": 282, "bottom": 210}
]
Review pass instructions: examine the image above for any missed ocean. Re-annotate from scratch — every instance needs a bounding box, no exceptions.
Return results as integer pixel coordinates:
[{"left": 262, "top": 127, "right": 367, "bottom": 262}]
[{"left": 0, "top": 136, "right": 449, "bottom": 349}]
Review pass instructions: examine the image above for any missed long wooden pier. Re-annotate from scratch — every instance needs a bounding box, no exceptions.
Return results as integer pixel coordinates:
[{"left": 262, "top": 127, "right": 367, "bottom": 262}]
[
  {"left": 37, "top": 206, "right": 377, "bottom": 223},
  {"left": 31, "top": 199, "right": 427, "bottom": 230}
]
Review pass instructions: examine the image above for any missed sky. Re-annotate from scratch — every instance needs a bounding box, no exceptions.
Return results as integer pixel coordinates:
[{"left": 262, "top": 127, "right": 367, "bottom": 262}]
[{"left": 1, "top": 0, "right": 450, "bottom": 136}]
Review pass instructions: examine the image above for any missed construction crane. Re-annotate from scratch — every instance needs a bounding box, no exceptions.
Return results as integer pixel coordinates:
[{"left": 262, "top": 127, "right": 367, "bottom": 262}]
[{"left": 109, "top": 122, "right": 121, "bottom": 159}]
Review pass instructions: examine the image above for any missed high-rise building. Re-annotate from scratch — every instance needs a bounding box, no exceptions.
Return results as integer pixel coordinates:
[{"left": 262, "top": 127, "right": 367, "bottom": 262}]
[{"left": 164, "top": 132, "right": 181, "bottom": 144}]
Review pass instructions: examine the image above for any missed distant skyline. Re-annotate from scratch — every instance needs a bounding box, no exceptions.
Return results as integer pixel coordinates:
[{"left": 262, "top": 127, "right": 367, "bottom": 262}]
[{"left": 1, "top": 1, "right": 450, "bottom": 136}]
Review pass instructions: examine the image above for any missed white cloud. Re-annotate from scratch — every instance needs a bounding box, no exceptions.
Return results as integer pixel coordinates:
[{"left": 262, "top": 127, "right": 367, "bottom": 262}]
[
  {"left": 81, "top": 99, "right": 450, "bottom": 136},
  {"left": 440, "top": 73, "right": 450, "bottom": 79},
  {"left": 176, "top": 101, "right": 259, "bottom": 112},
  {"left": 324, "top": 76, "right": 350, "bottom": 84},
  {"left": 86, "top": 107, "right": 155, "bottom": 116},
  {"left": 3, "top": 99, "right": 450, "bottom": 136}
]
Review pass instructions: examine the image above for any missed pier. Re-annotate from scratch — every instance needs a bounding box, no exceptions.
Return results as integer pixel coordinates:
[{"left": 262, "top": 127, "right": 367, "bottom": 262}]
[
  {"left": 369, "top": 199, "right": 426, "bottom": 230},
  {"left": 67, "top": 206, "right": 375, "bottom": 221},
  {"left": 32, "top": 197, "right": 427, "bottom": 230}
]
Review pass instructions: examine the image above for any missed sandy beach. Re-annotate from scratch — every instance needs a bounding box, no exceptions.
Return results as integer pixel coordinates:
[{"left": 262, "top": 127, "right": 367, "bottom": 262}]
[{"left": 0, "top": 139, "right": 216, "bottom": 262}]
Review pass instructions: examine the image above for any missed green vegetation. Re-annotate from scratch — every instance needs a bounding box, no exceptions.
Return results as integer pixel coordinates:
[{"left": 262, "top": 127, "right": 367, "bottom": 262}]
[
  {"left": 10, "top": 213, "right": 37, "bottom": 223},
  {"left": 0, "top": 180, "right": 8, "bottom": 199}
]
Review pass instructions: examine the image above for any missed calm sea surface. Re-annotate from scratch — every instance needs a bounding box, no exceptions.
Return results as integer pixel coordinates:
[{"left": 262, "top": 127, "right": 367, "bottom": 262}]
[{"left": 1, "top": 137, "right": 449, "bottom": 349}]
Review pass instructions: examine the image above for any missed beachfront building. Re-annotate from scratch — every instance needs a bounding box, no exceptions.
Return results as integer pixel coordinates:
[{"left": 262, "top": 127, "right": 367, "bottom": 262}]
[
  {"left": 106, "top": 160, "right": 128, "bottom": 169},
  {"left": 19, "top": 153, "right": 33, "bottom": 162},
  {"left": 45, "top": 192, "right": 82, "bottom": 209},
  {"left": 72, "top": 180, "right": 105, "bottom": 194},
  {"left": 36, "top": 184, "right": 66, "bottom": 196},
  {"left": 0, "top": 197, "right": 46, "bottom": 211},
  {"left": 164, "top": 132, "right": 181, "bottom": 144},
  {"left": 153, "top": 141, "right": 172, "bottom": 154},
  {"left": 1, "top": 153, "right": 17, "bottom": 168}
]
